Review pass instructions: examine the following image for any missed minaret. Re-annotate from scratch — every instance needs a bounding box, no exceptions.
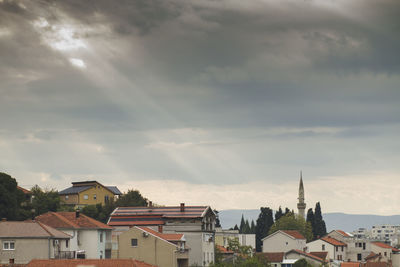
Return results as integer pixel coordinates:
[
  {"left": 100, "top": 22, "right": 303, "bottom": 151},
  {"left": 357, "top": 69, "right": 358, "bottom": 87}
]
[{"left": 297, "top": 171, "right": 306, "bottom": 219}]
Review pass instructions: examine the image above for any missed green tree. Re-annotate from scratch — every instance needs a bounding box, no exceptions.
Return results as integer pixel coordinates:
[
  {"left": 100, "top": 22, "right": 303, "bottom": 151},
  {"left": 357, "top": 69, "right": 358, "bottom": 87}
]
[
  {"left": 250, "top": 220, "right": 256, "bottom": 234},
  {"left": 214, "top": 210, "right": 221, "bottom": 228},
  {"left": 233, "top": 224, "right": 239, "bottom": 231},
  {"left": 0, "top": 172, "right": 26, "bottom": 220},
  {"left": 293, "top": 258, "right": 313, "bottom": 267},
  {"left": 227, "top": 238, "right": 252, "bottom": 256},
  {"left": 255, "top": 207, "right": 274, "bottom": 252},
  {"left": 313, "top": 202, "right": 327, "bottom": 238},
  {"left": 115, "top": 189, "right": 147, "bottom": 207},
  {"left": 306, "top": 208, "right": 316, "bottom": 239},
  {"left": 239, "top": 215, "right": 246, "bottom": 233},
  {"left": 275, "top": 207, "right": 283, "bottom": 221},
  {"left": 269, "top": 213, "right": 313, "bottom": 242},
  {"left": 31, "top": 185, "right": 60, "bottom": 216}
]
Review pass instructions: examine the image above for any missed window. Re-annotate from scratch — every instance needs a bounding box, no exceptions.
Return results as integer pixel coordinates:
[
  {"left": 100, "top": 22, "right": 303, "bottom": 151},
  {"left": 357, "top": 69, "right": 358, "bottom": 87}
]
[
  {"left": 3, "top": 241, "right": 15, "bottom": 250},
  {"left": 104, "top": 195, "right": 109, "bottom": 203},
  {"left": 131, "top": 238, "right": 138, "bottom": 247},
  {"left": 322, "top": 244, "right": 325, "bottom": 251},
  {"left": 357, "top": 254, "right": 362, "bottom": 261},
  {"left": 65, "top": 195, "right": 69, "bottom": 200},
  {"left": 93, "top": 194, "right": 97, "bottom": 200},
  {"left": 100, "top": 232, "right": 103, "bottom": 243},
  {"left": 66, "top": 240, "right": 69, "bottom": 248},
  {"left": 336, "top": 247, "right": 338, "bottom": 251},
  {"left": 363, "top": 243, "right": 366, "bottom": 250},
  {"left": 384, "top": 252, "right": 387, "bottom": 257},
  {"left": 83, "top": 194, "right": 88, "bottom": 200},
  {"left": 341, "top": 246, "right": 344, "bottom": 252}
]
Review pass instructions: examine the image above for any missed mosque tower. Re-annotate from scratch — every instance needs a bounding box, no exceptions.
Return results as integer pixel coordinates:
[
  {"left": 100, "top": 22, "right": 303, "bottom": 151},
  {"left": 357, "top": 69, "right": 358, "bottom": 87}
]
[{"left": 297, "top": 171, "right": 306, "bottom": 219}]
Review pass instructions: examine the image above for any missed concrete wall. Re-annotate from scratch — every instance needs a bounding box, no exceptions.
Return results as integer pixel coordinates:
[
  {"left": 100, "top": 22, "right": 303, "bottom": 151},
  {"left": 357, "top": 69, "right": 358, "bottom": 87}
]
[
  {"left": 78, "top": 185, "right": 116, "bottom": 206},
  {"left": 370, "top": 244, "right": 392, "bottom": 261},
  {"left": 79, "top": 229, "right": 102, "bottom": 259},
  {"left": 307, "top": 239, "right": 335, "bottom": 260},
  {"left": 391, "top": 253, "right": 400, "bottom": 267},
  {"left": 116, "top": 227, "right": 180, "bottom": 267},
  {"left": 263, "top": 232, "right": 306, "bottom": 253},
  {"left": 61, "top": 194, "right": 79, "bottom": 205}
]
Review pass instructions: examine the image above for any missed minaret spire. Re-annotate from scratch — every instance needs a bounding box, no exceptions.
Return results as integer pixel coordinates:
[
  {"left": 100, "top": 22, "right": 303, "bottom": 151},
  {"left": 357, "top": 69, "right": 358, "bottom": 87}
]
[{"left": 297, "top": 171, "right": 306, "bottom": 219}]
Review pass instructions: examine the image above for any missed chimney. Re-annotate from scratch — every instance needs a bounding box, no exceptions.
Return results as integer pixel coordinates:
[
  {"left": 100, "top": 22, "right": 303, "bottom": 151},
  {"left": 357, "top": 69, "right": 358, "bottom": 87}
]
[
  {"left": 76, "top": 209, "right": 80, "bottom": 218},
  {"left": 158, "top": 225, "right": 163, "bottom": 233},
  {"left": 1, "top": 218, "right": 6, "bottom": 222},
  {"left": 180, "top": 203, "right": 185, "bottom": 212}
]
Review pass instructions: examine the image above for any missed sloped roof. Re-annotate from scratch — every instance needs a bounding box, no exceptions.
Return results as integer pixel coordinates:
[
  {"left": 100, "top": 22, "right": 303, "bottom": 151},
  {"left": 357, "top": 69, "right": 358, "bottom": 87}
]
[
  {"left": 336, "top": 230, "right": 352, "bottom": 237},
  {"left": 282, "top": 230, "right": 306, "bottom": 240},
  {"left": 257, "top": 252, "right": 284, "bottom": 262},
  {"left": 17, "top": 185, "right": 31, "bottom": 194},
  {"left": 365, "top": 252, "right": 380, "bottom": 261},
  {"left": 111, "top": 206, "right": 212, "bottom": 218},
  {"left": 341, "top": 262, "right": 361, "bottom": 267},
  {"left": 372, "top": 242, "right": 400, "bottom": 252},
  {"left": 106, "top": 186, "right": 122, "bottom": 195},
  {"left": 217, "top": 245, "right": 235, "bottom": 254},
  {"left": 0, "top": 221, "right": 70, "bottom": 239},
  {"left": 286, "top": 249, "right": 326, "bottom": 263},
  {"left": 321, "top": 236, "right": 347, "bottom": 246},
  {"left": 138, "top": 226, "right": 184, "bottom": 242},
  {"left": 35, "top": 212, "right": 113, "bottom": 230},
  {"left": 58, "top": 185, "right": 93, "bottom": 195},
  {"left": 26, "top": 259, "right": 156, "bottom": 267},
  {"left": 309, "top": 251, "right": 328, "bottom": 260}
]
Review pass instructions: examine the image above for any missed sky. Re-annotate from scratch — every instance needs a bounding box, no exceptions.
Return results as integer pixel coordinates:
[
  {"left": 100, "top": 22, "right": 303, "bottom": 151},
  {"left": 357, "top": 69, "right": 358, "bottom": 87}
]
[{"left": 1, "top": 0, "right": 400, "bottom": 215}]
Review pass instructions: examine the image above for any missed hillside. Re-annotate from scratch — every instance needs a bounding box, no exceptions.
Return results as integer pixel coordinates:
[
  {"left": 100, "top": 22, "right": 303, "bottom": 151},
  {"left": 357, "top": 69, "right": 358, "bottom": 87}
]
[{"left": 219, "top": 209, "right": 400, "bottom": 232}]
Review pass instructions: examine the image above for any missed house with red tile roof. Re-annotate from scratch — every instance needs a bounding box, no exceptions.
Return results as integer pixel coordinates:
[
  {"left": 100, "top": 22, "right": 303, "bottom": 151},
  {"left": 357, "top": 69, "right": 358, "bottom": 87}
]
[
  {"left": 370, "top": 242, "right": 400, "bottom": 262},
  {"left": 0, "top": 220, "right": 71, "bottom": 264},
  {"left": 307, "top": 236, "right": 347, "bottom": 261},
  {"left": 108, "top": 203, "right": 216, "bottom": 267},
  {"left": 35, "top": 211, "right": 113, "bottom": 259},
  {"left": 26, "top": 259, "right": 156, "bottom": 267},
  {"left": 115, "top": 226, "right": 188, "bottom": 267},
  {"left": 256, "top": 252, "right": 284, "bottom": 267},
  {"left": 262, "top": 230, "right": 306, "bottom": 253},
  {"left": 285, "top": 249, "right": 327, "bottom": 267}
]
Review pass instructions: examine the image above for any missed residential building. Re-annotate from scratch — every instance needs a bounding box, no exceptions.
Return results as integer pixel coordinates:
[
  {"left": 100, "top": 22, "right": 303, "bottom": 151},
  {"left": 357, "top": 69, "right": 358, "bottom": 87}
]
[
  {"left": 307, "top": 236, "right": 347, "bottom": 261},
  {"left": 215, "top": 227, "right": 255, "bottom": 249},
  {"left": 370, "top": 242, "right": 400, "bottom": 262},
  {"left": 0, "top": 220, "right": 71, "bottom": 264},
  {"left": 35, "top": 210, "right": 113, "bottom": 259},
  {"left": 257, "top": 252, "right": 284, "bottom": 267},
  {"left": 326, "top": 230, "right": 371, "bottom": 262},
  {"left": 59, "top": 181, "right": 122, "bottom": 208},
  {"left": 108, "top": 203, "right": 216, "bottom": 266},
  {"left": 216, "top": 245, "right": 235, "bottom": 264},
  {"left": 26, "top": 259, "right": 156, "bottom": 267},
  {"left": 262, "top": 230, "right": 306, "bottom": 253},
  {"left": 114, "top": 226, "right": 188, "bottom": 267},
  {"left": 285, "top": 249, "right": 327, "bottom": 267}
]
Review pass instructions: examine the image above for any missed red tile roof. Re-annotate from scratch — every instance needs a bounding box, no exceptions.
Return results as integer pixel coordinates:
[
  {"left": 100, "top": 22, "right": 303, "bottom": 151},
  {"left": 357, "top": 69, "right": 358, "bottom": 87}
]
[
  {"left": 372, "top": 242, "right": 400, "bottom": 252},
  {"left": 138, "top": 227, "right": 184, "bottom": 242},
  {"left": 282, "top": 230, "right": 306, "bottom": 240},
  {"left": 309, "top": 251, "right": 328, "bottom": 260},
  {"left": 288, "top": 249, "right": 326, "bottom": 263},
  {"left": 257, "top": 252, "right": 284, "bottom": 262},
  {"left": 365, "top": 252, "right": 380, "bottom": 261},
  {"left": 363, "top": 262, "right": 390, "bottom": 267},
  {"left": 17, "top": 185, "right": 31, "bottom": 194},
  {"left": 26, "top": 259, "right": 155, "bottom": 267},
  {"left": 321, "top": 236, "right": 347, "bottom": 246},
  {"left": 216, "top": 245, "right": 235, "bottom": 254},
  {"left": 35, "top": 212, "right": 113, "bottom": 230},
  {"left": 336, "top": 230, "right": 351, "bottom": 237},
  {"left": 341, "top": 262, "right": 361, "bottom": 267}
]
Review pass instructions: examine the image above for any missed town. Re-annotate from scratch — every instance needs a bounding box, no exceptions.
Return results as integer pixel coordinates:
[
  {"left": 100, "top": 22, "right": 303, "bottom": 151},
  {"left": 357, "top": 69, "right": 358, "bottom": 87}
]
[{"left": 1, "top": 172, "right": 399, "bottom": 267}]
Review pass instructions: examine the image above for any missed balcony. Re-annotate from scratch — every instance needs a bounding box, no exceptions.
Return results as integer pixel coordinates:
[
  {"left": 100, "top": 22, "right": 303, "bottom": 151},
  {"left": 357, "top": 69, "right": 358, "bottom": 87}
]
[{"left": 55, "top": 251, "right": 76, "bottom": 259}]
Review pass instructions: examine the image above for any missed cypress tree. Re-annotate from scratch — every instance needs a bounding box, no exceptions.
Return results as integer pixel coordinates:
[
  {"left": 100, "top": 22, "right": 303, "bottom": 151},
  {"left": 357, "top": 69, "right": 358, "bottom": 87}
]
[
  {"left": 244, "top": 219, "right": 251, "bottom": 234},
  {"left": 239, "top": 215, "right": 245, "bottom": 233},
  {"left": 275, "top": 206, "right": 283, "bottom": 221},
  {"left": 255, "top": 207, "right": 274, "bottom": 252},
  {"left": 314, "top": 202, "right": 327, "bottom": 238},
  {"left": 234, "top": 224, "right": 239, "bottom": 231},
  {"left": 306, "top": 208, "right": 316, "bottom": 239},
  {"left": 250, "top": 220, "right": 256, "bottom": 234}
]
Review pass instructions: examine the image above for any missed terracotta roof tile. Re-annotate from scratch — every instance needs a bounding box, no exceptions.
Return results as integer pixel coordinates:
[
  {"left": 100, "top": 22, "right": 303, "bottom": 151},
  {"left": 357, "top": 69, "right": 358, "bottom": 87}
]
[
  {"left": 257, "top": 252, "right": 284, "bottom": 262},
  {"left": 282, "top": 230, "right": 306, "bottom": 240},
  {"left": 36, "top": 212, "right": 113, "bottom": 230},
  {"left": 372, "top": 242, "right": 400, "bottom": 252},
  {"left": 217, "top": 245, "right": 235, "bottom": 254},
  {"left": 336, "top": 230, "right": 351, "bottom": 237},
  {"left": 17, "top": 185, "right": 31, "bottom": 194},
  {"left": 321, "top": 236, "right": 347, "bottom": 246},
  {"left": 138, "top": 227, "right": 184, "bottom": 242},
  {"left": 289, "top": 249, "right": 326, "bottom": 262},
  {"left": 26, "top": 259, "right": 156, "bottom": 267},
  {"left": 365, "top": 252, "right": 380, "bottom": 261},
  {"left": 310, "top": 251, "right": 328, "bottom": 260},
  {"left": 341, "top": 262, "right": 361, "bottom": 267}
]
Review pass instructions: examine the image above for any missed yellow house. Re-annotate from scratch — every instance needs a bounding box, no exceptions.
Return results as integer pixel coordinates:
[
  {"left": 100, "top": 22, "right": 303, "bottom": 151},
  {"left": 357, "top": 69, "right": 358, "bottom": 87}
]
[
  {"left": 59, "top": 181, "right": 122, "bottom": 208},
  {"left": 114, "top": 226, "right": 189, "bottom": 267}
]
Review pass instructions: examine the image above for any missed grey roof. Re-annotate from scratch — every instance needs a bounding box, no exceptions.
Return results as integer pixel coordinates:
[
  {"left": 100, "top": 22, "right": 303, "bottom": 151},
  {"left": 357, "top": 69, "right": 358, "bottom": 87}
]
[
  {"left": 106, "top": 186, "right": 122, "bottom": 195},
  {"left": 0, "top": 221, "right": 70, "bottom": 239},
  {"left": 58, "top": 185, "right": 93, "bottom": 195}
]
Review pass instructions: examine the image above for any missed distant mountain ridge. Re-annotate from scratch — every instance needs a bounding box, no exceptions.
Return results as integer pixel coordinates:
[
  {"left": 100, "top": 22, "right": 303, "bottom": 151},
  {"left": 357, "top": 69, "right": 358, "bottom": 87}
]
[{"left": 219, "top": 209, "right": 400, "bottom": 232}]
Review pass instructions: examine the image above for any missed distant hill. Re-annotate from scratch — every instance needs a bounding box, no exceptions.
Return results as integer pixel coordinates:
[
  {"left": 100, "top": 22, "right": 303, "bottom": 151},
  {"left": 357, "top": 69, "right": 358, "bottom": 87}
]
[{"left": 219, "top": 209, "right": 400, "bottom": 232}]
